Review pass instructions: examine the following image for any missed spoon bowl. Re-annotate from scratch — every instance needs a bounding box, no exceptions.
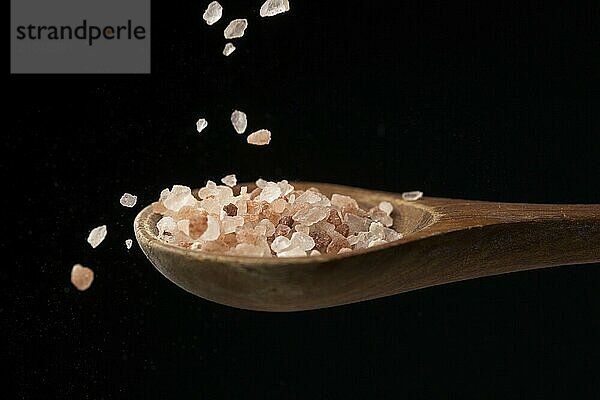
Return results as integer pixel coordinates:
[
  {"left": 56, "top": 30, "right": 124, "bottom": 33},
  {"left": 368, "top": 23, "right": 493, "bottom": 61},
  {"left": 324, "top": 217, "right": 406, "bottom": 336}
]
[{"left": 134, "top": 182, "right": 600, "bottom": 311}]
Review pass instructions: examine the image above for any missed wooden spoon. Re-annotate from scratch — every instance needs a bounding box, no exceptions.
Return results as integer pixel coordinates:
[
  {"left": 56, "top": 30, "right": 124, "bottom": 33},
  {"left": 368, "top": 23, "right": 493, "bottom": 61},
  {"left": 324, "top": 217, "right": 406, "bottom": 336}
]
[{"left": 134, "top": 182, "right": 600, "bottom": 312}]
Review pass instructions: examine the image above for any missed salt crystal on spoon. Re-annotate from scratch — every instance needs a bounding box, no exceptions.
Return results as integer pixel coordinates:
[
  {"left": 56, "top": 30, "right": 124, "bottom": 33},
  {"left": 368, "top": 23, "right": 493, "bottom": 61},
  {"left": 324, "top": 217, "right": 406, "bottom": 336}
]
[
  {"left": 224, "top": 19, "right": 248, "bottom": 39},
  {"left": 402, "top": 191, "right": 423, "bottom": 201},
  {"left": 87, "top": 225, "right": 107, "bottom": 248},
  {"left": 71, "top": 264, "right": 94, "bottom": 291},
  {"left": 203, "top": 1, "right": 223, "bottom": 25},
  {"left": 247, "top": 129, "right": 271, "bottom": 145},
  {"left": 230, "top": 110, "right": 247, "bottom": 133},
  {"left": 120, "top": 193, "right": 137, "bottom": 208}
]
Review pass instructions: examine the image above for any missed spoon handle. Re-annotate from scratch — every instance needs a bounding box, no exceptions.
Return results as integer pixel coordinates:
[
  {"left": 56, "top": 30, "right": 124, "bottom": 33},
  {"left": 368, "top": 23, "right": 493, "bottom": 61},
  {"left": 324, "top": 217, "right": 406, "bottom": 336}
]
[{"left": 409, "top": 199, "right": 600, "bottom": 284}]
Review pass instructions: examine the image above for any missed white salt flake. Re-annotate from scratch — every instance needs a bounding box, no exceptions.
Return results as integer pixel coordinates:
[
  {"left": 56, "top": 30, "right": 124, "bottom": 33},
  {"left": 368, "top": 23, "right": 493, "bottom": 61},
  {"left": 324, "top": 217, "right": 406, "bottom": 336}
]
[
  {"left": 224, "top": 19, "right": 248, "bottom": 39},
  {"left": 257, "top": 182, "right": 282, "bottom": 203},
  {"left": 230, "top": 110, "right": 247, "bottom": 133},
  {"left": 71, "top": 264, "right": 94, "bottom": 291},
  {"left": 247, "top": 129, "right": 271, "bottom": 145},
  {"left": 256, "top": 178, "right": 268, "bottom": 188},
  {"left": 290, "top": 232, "right": 315, "bottom": 251},
  {"left": 277, "top": 246, "right": 307, "bottom": 258},
  {"left": 221, "top": 174, "right": 237, "bottom": 187},
  {"left": 260, "top": 0, "right": 290, "bottom": 17},
  {"left": 402, "top": 191, "right": 423, "bottom": 201},
  {"left": 157, "top": 216, "right": 177, "bottom": 236},
  {"left": 203, "top": 1, "right": 223, "bottom": 25},
  {"left": 164, "top": 185, "right": 195, "bottom": 211},
  {"left": 310, "top": 249, "right": 321, "bottom": 256},
  {"left": 223, "top": 42, "right": 236, "bottom": 56},
  {"left": 196, "top": 118, "right": 208, "bottom": 133},
  {"left": 87, "top": 225, "right": 107, "bottom": 248},
  {"left": 368, "top": 239, "right": 388, "bottom": 248},
  {"left": 378, "top": 201, "right": 393, "bottom": 215},
  {"left": 119, "top": 193, "right": 137, "bottom": 208},
  {"left": 222, "top": 216, "right": 244, "bottom": 234},
  {"left": 200, "top": 215, "right": 220, "bottom": 241},
  {"left": 125, "top": 239, "right": 133, "bottom": 249},
  {"left": 271, "top": 235, "right": 291, "bottom": 253}
]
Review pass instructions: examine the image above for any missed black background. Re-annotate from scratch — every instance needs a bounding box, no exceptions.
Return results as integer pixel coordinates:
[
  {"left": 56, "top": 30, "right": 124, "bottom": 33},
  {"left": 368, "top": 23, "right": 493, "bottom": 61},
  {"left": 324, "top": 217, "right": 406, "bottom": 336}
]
[{"left": 5, "top": 0, "right": 600, "bottom": 398}]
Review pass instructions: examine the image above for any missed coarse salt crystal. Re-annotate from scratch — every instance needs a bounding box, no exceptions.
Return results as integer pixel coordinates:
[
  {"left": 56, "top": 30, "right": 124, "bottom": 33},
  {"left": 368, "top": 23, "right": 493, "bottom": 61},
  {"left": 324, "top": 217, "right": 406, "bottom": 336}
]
[
  {"left": 196, "top": 118, "right": 208, "bottom": 133},
  {"left": 203, "top": 1, "right": 223, "bottom": 25},
  {"left": 247, "top": 129, "right": 271, "bottom": 145},
  {"left": 378, "top": 201, "right": 393, "bottom": 215},
  {"left": 200, "top": 215, "right": 220, "bottom": 241},
  {"left": 120, "top": 193, "right": 137, "bottom": 208},
  {"left": 230, "top": 110, "right": 247, "bottom": 133},
  {"left": 260, "top": 0, "right": 290, "bottom": 17},
  {"left": 223, "top": 42, "right": 236, "bottom": 56},
  {"left": 125, "top": 239, "right": 133, "bottom": 249},
  {"left": 290, "top": 232, "right": 315, "bottom": 251},
  {"left": 87, "top": 225, "right": 107, "bottom": 248},
  {"left": 164, "top": 185, "right": 195, "bottom": 211},
  {"left": 224, "top": 19, "right": 248, "bottom": 39},
  {"left": 402, "top": 191, "right": 423, "bottom": 201},
  {"left": 271, "top": 235, "right": 291, "bottom": 253},
  {"left": 157, "top": 216, "right": 177, "bottom": 236},
  {"left": 257, "top": 182, "right": 282, "bottom": 203},
  {"left": 71, "top": 264, "right": 94, "bottom": 291},
  {"left": 277, "top": 246, "right": 306, "bottom": 258},
  {"left": 221, "top": 174, "right": 237, "bottom": 187}
]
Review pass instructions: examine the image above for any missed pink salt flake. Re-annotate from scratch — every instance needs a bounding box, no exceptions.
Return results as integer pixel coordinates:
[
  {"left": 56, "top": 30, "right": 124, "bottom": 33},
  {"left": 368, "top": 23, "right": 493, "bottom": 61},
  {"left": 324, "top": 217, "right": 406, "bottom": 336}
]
[
  {"left": 247, "top": 129, "right": 271, "bottom": 145},
  {"left": 71, "top": 264, "right": 94, "bottom": 291}
]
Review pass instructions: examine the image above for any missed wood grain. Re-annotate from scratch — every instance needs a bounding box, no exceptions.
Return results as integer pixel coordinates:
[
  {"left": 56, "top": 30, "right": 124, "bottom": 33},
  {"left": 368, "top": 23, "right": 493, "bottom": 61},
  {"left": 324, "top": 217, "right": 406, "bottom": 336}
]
[{"left": 135, "top": 182, "right": 600, "bottom": 311}]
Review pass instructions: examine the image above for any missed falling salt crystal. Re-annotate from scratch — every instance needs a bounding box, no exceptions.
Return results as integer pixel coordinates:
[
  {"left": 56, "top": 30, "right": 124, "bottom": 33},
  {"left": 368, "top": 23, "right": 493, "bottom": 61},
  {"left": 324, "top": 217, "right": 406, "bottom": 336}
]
[
  {"left": 221, "top": 174, "right": 237, "bottom": 187},
  {"left": 223, "top": 42, "right": 236, "bottom": 56},
  {"left": 203, "top": 1, "right": 223, "bottom": 25},
  {"left": 224, "top": 19, "right": 248, "bottom": 39},
  {"left": 277, "top": 246, "right": 306, "bottom": 258},
  {"left": 271, "top": 235, "right": 291, "bottom": 253},
  {"left": 125, "top": 239, "right": 133, "bottom": 249},
  {"left": 71, "top": 264, "right": 94, "bottom": 291},
  {"left": 230, "top": 110, "right": 247, "bottom": 134},
  {"left": 247, "top": 129, "right": 271, "bottom": 145},
  {"left": 260, "top": 0, "right": 290, "bottom": 17},
  {"left": 119, "top": 193, "right": 137, "bottom": 208},
  {"left": 378, "top": 201, "right": 393, "bottom": 215},
  {"left": 87, "top": 225, "right": 107, "bottom": 248},
  {"left": 196, "top": 118, "right": 208, "bottom": 133},
  {"left": 402, "top": 191, "right": 423, "bottom": 201}
]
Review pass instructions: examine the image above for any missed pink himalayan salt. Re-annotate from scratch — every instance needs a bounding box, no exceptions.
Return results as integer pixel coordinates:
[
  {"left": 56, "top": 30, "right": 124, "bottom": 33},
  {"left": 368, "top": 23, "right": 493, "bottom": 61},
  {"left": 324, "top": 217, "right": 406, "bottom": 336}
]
[
  {"left": 151, "top": 178, "right": 403, "bottom": 257},
  {"left": 247, "top": 129, "right": 271, "bottom": 145},
  {"left": 71, "top": 264, "right": 94, "bottom": 291}
]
